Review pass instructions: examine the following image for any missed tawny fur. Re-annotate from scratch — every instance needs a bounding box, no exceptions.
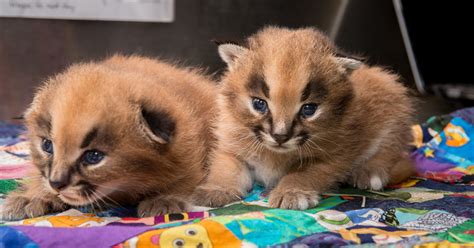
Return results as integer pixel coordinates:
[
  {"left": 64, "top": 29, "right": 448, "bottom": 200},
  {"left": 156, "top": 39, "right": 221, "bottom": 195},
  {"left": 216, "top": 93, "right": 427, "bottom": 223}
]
[
  {"left": 193, "top": 27, "right": 415, "bottom": 210},
  {"left": 1, "top": 55, "right": 217, "bottom": 220}
]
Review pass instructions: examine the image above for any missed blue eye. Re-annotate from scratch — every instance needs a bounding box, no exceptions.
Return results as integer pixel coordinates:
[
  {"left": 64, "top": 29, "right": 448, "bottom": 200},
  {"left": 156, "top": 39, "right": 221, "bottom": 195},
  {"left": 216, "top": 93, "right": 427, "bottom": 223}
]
[
  {"left": 82, "top": 150, "right": 105, "bottom": 165},
  {"left": 41, "top": 139, "right": 53, "bottom": 154},
  {"left": 300, "top": 104, "right": 318, "bottom": 118},
  {"left": 252, "top": 98, "right": 268, "bottom": 113}
]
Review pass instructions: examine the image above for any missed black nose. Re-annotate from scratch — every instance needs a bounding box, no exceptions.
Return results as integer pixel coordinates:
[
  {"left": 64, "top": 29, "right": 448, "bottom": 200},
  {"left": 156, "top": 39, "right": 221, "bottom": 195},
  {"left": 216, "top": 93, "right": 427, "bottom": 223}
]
[
  {"left": 272, "top": 134, "right": 290, "bottom": 145},
  {"left": 49, "top": 179, "right": 69, "bottom": 191}
]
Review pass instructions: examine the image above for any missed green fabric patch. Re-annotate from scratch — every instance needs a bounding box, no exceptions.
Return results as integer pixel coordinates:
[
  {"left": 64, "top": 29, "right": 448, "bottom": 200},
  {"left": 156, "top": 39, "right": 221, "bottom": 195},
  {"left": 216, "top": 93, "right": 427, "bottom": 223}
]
[
  {"left": 210, "top": 204, "right": 269, "bottom": 216},
  {"left": 209, "top": 196, "right": 346, "bottom": 216},
  {"left": 305, "top": 196, "right": 347, "bottom": 214},
  {"left": 327, "top": 187, "right": 412, "bottom": 201},
  {"left": 211, "top": 208, "right": 326, "bottom": 246},
  {"left": 0, "top": 179, "right": 18, "bottom": 194},
  {"left": 396, "top": 208, "right": 431, "bottom": 215},
  {"left": 436, "top": 219, "right": 474, "bottom": 243}
]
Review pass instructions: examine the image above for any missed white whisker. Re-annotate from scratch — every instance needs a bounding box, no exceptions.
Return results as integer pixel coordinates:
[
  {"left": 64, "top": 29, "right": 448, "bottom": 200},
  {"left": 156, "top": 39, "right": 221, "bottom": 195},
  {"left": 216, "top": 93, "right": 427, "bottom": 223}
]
[
  {"left": 84, "top": 191, "right": 97, "bottom": 214},
  {"left": 96, "top": 184, "right": 128, "bottom": 193},
  {"left": 306, "top": 139, "right": 335, "bottom": 163},
  {"left": 94, "top": 188, "right": 126, "bottom": 209},
  {"left": 297, "top": 146, "right": 303, "bottom": 169}
]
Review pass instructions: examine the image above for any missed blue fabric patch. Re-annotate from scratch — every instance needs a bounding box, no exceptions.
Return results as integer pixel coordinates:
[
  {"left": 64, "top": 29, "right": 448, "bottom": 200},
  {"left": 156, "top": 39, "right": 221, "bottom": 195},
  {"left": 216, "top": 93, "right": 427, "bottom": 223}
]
[
  {"left": 334, "top": 196, "right": 474, "bottom": 219},
  {"left": 426, "top": 117, "right": 473, "bottom": 168},
  {"left": 415, "top": 179, "right": 473, "bottom": 192},
  {"left": 0, "top": 226, "right": 38, "bottom": 248}
]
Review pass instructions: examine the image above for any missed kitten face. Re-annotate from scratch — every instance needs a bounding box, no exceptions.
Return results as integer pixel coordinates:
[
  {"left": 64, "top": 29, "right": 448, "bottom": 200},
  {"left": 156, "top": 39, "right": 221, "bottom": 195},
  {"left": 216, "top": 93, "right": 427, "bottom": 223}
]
[
  {"left": 29, "top": 112, "right": 143, "bottom": 205},
  {"left": 25, "top": 61, "right": 184, "bottom": 206},
  {"left": 239, "top": 73, "right": 332, "bottom": 153},
  {"left": 218, "top": 27, "right": 361, "bottom": 154}
]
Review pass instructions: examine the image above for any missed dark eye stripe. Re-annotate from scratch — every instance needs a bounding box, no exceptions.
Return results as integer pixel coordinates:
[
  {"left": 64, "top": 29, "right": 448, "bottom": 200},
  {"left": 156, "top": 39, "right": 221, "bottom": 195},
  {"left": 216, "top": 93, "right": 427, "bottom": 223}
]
[
  {"left": 80, "top": 128, "right": 98, "bottom": 149},
  {"left": 246, "top": 74, "right": 269, "bottom": 98},
  {"left": 35, "top": 115, "right": 52, "bottom": 134},
  {"left": 301, "top": 80, "right": 328, "bottom": 102}
]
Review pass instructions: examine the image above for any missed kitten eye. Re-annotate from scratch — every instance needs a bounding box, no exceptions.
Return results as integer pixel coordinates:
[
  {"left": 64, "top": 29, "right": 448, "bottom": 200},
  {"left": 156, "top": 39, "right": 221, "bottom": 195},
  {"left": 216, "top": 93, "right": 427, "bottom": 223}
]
[
  {"left": 252, "top": 98, "right": 268, "bottom": 113},
  {"left": 41, "top": 138, "right": 54, "bottom": 154},
  {"left": 300, "top": 104, "right": 318, "bottom": 118},
  {"left": 82, "top": 150, "right": 105, "bottom": 165}
]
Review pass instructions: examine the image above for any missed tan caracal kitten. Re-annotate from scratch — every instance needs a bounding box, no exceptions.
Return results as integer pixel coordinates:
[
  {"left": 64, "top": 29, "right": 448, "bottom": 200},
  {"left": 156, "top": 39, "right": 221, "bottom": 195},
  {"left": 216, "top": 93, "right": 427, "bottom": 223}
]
[
  {"left": 193, "top": 27, "right": 415, "bottom": 210},
  {"left": 1, "top": 55, "right": 216, "bottom": 220}
]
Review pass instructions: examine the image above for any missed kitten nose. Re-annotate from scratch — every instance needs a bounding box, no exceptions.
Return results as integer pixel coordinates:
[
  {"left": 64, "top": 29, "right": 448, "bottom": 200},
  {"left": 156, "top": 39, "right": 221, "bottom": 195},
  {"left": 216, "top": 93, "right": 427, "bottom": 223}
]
[
  {"left": 49, "top": 178, "right": 69, "bottom": 191},
  {"left": 272, "top": 134, "right": 290, "bottom": 145}
]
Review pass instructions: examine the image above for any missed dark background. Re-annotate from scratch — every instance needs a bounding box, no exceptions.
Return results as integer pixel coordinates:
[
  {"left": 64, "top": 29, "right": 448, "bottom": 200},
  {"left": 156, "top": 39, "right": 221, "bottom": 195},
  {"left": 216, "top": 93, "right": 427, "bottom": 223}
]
[
  {"left": 0, "top": 0, "right": 460, "bottom": 120},
  {"left": 401, "top": 1, "right": 470, "bottom": 86}
]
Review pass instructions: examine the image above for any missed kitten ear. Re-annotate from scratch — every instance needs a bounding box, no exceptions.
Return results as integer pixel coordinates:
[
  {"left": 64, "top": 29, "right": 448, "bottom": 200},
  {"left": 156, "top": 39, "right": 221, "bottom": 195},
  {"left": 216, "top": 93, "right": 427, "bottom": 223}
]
[
  {"left": 334, "top": 57, "right": 363, "bottom": 74},
  {"left": 216, "top": 42, "right": 248, "bottom": 70},
  {"left": 138, "top": 107, "right": 176, "bottom": 145}
]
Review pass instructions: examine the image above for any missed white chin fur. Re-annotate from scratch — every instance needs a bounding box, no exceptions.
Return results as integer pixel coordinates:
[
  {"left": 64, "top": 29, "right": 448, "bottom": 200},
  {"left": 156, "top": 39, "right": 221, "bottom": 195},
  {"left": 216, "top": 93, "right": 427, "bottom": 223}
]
[
  {"left": 58, "top": 194, "right": 90, "bottom": 206},
  {"left": 58, "top": 189, "right": 101, "bottom": 206},
  {"left": 265, "top": 145, "right": 293, "bottom": 153}
]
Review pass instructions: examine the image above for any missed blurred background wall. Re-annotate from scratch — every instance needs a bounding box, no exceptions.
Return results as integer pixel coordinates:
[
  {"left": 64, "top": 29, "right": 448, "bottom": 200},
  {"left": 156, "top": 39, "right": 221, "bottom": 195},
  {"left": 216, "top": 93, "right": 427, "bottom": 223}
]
[{"left": 0, "top": 0, "right": 460, "bottom": 120}]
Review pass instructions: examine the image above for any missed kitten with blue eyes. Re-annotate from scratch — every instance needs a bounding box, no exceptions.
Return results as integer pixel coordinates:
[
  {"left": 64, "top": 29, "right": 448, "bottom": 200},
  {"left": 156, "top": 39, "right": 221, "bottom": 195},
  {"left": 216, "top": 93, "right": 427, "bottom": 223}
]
[
  {"left": 1, "top": 55, "right": 217, "bottom": 220},
  {"left": 193, "top": 27, "right": 415, "bottom": 209}
]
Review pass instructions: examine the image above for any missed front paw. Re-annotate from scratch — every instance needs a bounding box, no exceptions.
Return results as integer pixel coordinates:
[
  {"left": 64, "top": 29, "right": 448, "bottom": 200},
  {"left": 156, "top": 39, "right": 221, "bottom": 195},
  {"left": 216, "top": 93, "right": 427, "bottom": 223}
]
[
  {"left": 352, "top": 170, "right": 388, "bottom": 191},
  {"left": 192, "top": 186, "right": 242, "bottom": 207},
  {"left": 268, "top": 188, "right": 319, "bottom": 210},
  {"left": 1, "top": 194, "right": 63, "bottom": 221},
  {"left": 137, "top": 196, "right": 188, "bottom": 217}
]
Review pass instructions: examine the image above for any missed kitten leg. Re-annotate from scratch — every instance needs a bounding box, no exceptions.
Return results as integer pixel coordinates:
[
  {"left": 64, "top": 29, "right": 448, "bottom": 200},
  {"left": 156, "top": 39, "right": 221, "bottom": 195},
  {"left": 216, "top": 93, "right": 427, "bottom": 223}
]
[
  {"left": 192, "top": 151, "right": 252, "bottom": 207},
  {"left": 137, "top": 194, "right": 189, "bottom": 217},
  {"left": 351, "top": 165, "right": 388, "bottom": 191},
  {"left": 268, "top": 163, "right": 343, "bottom": 210},
  {"left": 351, "top": 152, "right": 390, "bottom": 191},
  {"left": 1, "top": 175, "right": 67, "bottom": 220},
  {"left": 352, "top": 150, "right": 414, "bottom": 191},
  {"left": 387, "top": 154, "right": 415, "bottom": 185},
  {"left": 137, "top": 169, "right": 204, "bottom": 217}
]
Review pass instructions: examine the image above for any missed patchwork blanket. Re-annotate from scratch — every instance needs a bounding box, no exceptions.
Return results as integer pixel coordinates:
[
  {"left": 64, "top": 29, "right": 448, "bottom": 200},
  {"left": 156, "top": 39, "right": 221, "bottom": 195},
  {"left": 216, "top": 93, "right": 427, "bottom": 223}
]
[{"left": 1, "top": 108, "right": 473, "bottom": 247}]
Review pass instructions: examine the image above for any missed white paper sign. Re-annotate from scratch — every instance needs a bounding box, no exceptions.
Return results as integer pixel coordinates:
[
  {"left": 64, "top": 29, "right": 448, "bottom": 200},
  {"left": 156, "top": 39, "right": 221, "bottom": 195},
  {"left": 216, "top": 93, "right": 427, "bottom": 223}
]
[{"left": 0, "top": 0, "right": 174, "bottom": 22}]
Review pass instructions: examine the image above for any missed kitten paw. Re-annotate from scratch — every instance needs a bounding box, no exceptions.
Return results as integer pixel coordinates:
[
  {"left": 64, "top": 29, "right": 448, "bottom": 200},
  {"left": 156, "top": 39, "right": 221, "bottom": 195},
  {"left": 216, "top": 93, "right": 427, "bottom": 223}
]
[
  {"left": 137, "top": 196, "right": 188, "bottom": 217},
  {"left": 1, "top": 195, "right": 64, "bottom": 221},
  {"left": 352, "top": 171, "right": 388, "bottom": 191},
  {"left": 192, "top": 186, "right": 242, "bottom": 207},
  {"left": 268, "top": 189, "right": 319, "bottom": 210}
]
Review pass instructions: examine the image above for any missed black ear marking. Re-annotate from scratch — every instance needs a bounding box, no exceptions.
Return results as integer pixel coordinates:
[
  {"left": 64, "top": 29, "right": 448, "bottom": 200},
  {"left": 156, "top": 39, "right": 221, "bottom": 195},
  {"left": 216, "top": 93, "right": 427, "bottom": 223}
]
[
  {"left": 12, "top": 115, "right": 24, "bottom": 120},
  {"left": 211, "top": 39, "right": 246, "bottom": 47},
  {"left": 141, "top": 108, "right": 176, "bottom": 144}
]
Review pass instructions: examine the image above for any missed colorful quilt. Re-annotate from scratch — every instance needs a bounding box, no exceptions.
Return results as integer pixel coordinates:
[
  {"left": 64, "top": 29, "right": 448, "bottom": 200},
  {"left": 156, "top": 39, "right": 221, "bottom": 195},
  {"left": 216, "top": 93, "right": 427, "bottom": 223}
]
[{"left": 1, "top": 108, "right": 473, "bottom": 248}]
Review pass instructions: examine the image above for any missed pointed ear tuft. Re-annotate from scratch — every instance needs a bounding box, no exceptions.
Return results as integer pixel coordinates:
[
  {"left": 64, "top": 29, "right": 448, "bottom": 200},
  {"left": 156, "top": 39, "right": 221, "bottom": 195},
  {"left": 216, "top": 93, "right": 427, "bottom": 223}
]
[
  {"left": 217, "top": 43, "right": 248, "bottom": 70},
  {"left": 333, "top": 57, "right": 363, "bottom": 74},
  {"left": 138, "top": 107, "right": 176, "bottom": 145},
  {"left": 211, "top": 39, "right": 239, "bottom": 46}
]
